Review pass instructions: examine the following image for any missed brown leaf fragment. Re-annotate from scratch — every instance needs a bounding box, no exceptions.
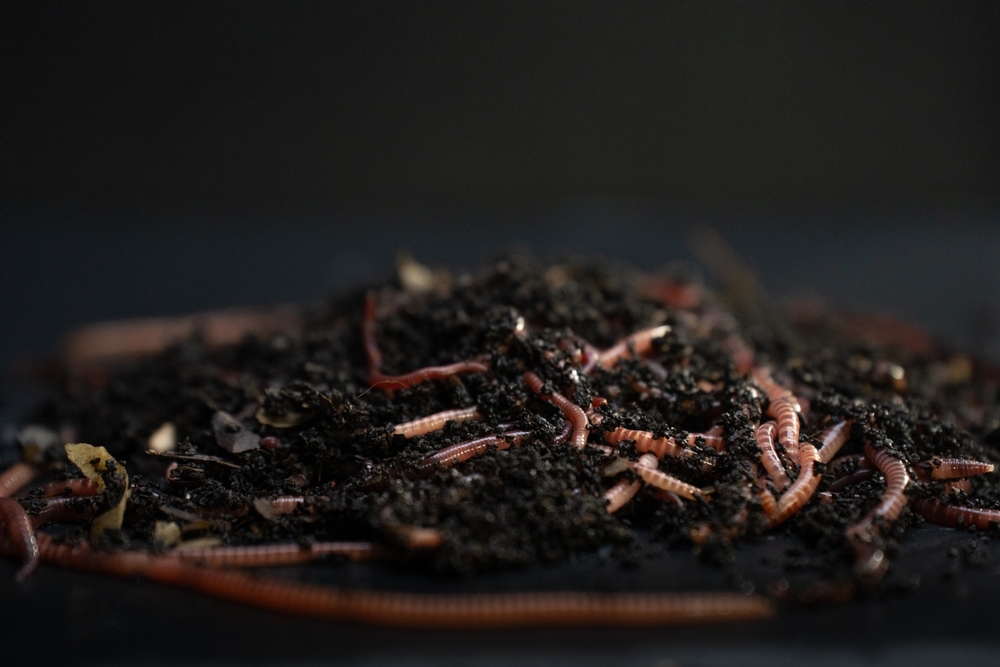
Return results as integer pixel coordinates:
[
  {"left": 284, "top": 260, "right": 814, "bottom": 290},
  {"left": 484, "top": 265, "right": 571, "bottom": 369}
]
[{"left": 212, "top": 411, "right": 260, "bottom": 453}]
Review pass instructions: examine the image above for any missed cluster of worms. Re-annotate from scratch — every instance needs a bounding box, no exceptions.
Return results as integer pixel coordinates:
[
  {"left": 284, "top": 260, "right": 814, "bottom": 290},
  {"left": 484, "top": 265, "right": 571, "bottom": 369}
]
[{"left": 2, "top": 258, "right": 999, "bottom": 626}]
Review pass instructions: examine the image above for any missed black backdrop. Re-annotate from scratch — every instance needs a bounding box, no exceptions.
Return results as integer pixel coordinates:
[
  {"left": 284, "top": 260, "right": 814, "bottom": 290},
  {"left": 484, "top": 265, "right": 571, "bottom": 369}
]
[
  {"left": 3, "top": 3, "right": 1000, "bottom": 665},
  {"left": 3, "top": 1, "right": 999, "bottom": 215}
]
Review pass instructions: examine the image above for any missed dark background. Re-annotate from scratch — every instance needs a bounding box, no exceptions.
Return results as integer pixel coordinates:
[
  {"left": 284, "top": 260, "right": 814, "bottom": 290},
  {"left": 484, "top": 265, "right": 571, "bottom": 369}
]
[
  {"left": 4, "top": 1, "right": 1000, "bottom": 215},
  {"left": 2, "top": 3, "right": 1000, "bottom": 664}
]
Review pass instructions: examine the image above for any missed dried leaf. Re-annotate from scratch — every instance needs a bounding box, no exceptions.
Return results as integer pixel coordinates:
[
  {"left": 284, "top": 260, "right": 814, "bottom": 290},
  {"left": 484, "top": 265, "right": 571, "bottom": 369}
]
[
  {"left": 212, "top": 411, "right": 260, "bottom": 453},
  {"left": 255, "top": 408, "right": 309, "bottom": 429},
  {"left": 148, "top": 422, "right": 177, "bottom": 453},
  {"left": 252, "top": 497, "right": 277, "bottom": 521},
  {"left": 153, "top": 521, "right": 182, "bottom": 547},
  {"left": 64, "top": 443, "right": 130, "bottom": 539}
]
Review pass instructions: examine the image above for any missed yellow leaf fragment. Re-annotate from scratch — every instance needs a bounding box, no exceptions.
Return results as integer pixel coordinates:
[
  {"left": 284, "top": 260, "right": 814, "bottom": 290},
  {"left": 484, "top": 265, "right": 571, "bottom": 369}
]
[
  {"left": 255, "top": 408, "right": 309, "bottom": 429},
  {"left": 64, "top": 443, "right": 130, "bottom": 539},
  {"left": 153, "top": 521, "right": 182, "bottom": 547},
  {"left": 148, "top": 422, "right": 177, "bottom": 453}
]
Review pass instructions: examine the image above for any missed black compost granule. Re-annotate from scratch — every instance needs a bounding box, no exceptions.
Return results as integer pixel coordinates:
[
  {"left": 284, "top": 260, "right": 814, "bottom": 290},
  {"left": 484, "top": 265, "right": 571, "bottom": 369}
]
[{"left": 18, "top": 256, "right": 1000, "bottom": 588}]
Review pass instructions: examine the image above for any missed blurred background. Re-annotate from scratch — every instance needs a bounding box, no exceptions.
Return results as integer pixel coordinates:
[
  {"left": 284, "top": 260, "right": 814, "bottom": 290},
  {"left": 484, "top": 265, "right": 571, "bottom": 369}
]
[{"left": 3, "top": 0, "right": 1000, "bottom": 405}]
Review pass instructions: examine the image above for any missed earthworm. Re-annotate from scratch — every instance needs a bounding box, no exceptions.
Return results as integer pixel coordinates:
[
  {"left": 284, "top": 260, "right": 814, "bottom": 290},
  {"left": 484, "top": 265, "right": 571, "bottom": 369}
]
[
  {"left": 552, "top": 418, "right": 573, "bottom": 445},
  {"left": 767, "top": 444, "right": 821, "bottom": 529},
  {"left": 605, "top": 454, "right": 658, "bottom": 513},
  {"left": 845, "top": 443, "right": 911, "bottom": 577},
  {"left": 826, "top": 467, "right": 875, "bottom": 494},
  {"left": 269, "top": 496, "right": 312, "bottom": 515},
  {"left": 392, "top": 406, "right": 481, "bottom": 438},
  {"left": 755, "top": 422, "right": 791, "bottom": 490},
  {"left": 579, "top": 341, "right": 601, "bottom": 374},
  {"left": 28, "top": 496, "right": 99, "bottom": 527},
  {"left": 0, "top": 466, "right": 41, "bottom": 581},
  {"left": 756, "top": 480, "right": 778, "bottom": 519},
  {"left": 633, "top": 463, "right": 704, "bottom": 501},
  {"left": 0, "top": 498, "right": 38, "bottom": 581},
  {"left": 693, "top": 425, "right": 726, "bottom": 452},
  {"left": 1, "top": 532, "right": 773, "bottom": 626},
  {"left": 604, "top": 427, "right": 721, "bottom": 465},
  {"left": 417, "top": 431, "right": 530, "bottom": 470},
  {"left": 605, "top": 428, "right": 689, "bottom": 460},
  {"left": 369, "top": 361, "right": 490, "bottom": 391},
  {"left": 523, "top": 372, "right": 589, "bottom": 449},
  {"left": 827, "top": 454, "right": 870, "bottom": 472},
  {"left": 911, "top": 498, "right": 1000, "bottom": 530},
  {"left": 916, "top": 458, "right": 994, "bottom": 480},
  {"left": 595, "top": 325, "right": 672, "bottom": 370},
  {"left": 848, "top": 443, "right": 911, "bottom": 539},
  {"left": 38, "top": 477, "right": 101, "bottom": 498},
  {"left": 751, "top": 367, "right": 802, "bottom": 457},
  {"left": 363, "top": 293, "right": 489, "bottom": 390},
  {"left": 0, "top": 462, "right": 36, "bottom": 498},
  {"left": 174, "top": 542, "right": 378, "bottom": 567},
  {"left": 640, "top": 275, "right": 703, "bottom": 311},
  {"left": 816, "top": 420, "right": 852, "bottom": 465},
  {"left": 63, "top": 306, "right": 302, "bottom": 368}
]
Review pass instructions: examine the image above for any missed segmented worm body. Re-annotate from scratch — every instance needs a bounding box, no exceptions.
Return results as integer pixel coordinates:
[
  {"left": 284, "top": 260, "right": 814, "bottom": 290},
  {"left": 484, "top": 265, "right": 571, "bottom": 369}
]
[
  {"left": 755, "top": 422, "right": 791, "bottom": 490},
  {"left": 363, "top": 293, "right": 489, "bottom": 390},
  {"left": 752, "top": 367, "right": 802, "bottom": 457},
  {"left": 595, "top": 325, "right": 672, "bottom": 369},
  {"left": 0, "top": 463, "right": 36, "bottom": 498},
  {"left": 917, "top": 458, "right": 994, "bottom": 480},
  {"left": 369, "top": 362, "right": 490, "bottom": 391},
  {"left": 606, "top": 428, "right": 687, "bottom": 459},
  {"left": 175, "top": 541, "right": 377, "bottom": 567},
  {"left": 0, "top": 498, "right": 38, "bottom": 581},
  {"left": 912, "top": 498, "right": 1000, "bottom": 530},
  {"left": 523, "top": 371, "right": 590, "bottom": 448},
  {"left": 268, "top": 496, "right": 314, "bottom": 515},
  {"left": 844, "top": 442, "right": 911, "bottom": 577},
  {"left": 816, "top": 421, "right": 852, "bottom": 464},
  {"left": 768, "top": 444, "right": 821, "bottom": 528},
  {"left": 692, "top": 426, "right": 727, "bottom": 452},
  {"left": 605, "top": 428, "right": 721, "bottom": 469},
  {"left": 418, "top": 431, "right": 530, "bottom": 470},
  {"left": 39, "top": 477, "right": 101, "bottom": 498},
  {"left": 826, "top": 467, "right": 875, "bottom": 494},
  {"left": 392, "top": 407, "right": 481, "bottom": 438},
  {"left": 847, "top": 443, "right": 911, "bottom": 542},
  {"left": 605, "top": 454, "right": 658, "bottom": 513},
  {"left": 0, "top": 532, "right": 773, "bottom": 627},
  {"left": 633, "top": 464, "right": 704, "bottom": 500}
]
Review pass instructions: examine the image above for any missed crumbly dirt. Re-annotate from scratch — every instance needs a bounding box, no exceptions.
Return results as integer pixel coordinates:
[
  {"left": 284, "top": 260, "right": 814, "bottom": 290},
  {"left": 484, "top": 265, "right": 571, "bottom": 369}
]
[{"left": 18, "top": 255, "right": 1000, "bottom": 589}]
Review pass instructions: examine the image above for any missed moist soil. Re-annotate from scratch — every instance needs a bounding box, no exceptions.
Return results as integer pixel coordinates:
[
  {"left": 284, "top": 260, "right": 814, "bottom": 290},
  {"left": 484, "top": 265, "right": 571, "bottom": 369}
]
[{"left": 13, "top": 255, "right": 1000, "bottom": 599}]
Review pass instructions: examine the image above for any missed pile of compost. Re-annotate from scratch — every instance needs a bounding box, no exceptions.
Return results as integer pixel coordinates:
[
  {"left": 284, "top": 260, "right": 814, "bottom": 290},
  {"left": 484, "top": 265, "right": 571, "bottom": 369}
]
[{"left": 8, "top": 254, "right": 1000, "bottom": 610}]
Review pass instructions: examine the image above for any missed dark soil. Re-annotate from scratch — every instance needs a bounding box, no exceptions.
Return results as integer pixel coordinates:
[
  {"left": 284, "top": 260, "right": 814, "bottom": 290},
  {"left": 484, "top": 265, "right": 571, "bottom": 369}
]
[{"left": 13, "top": 255, "right": 1000, "bottom": 594}]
